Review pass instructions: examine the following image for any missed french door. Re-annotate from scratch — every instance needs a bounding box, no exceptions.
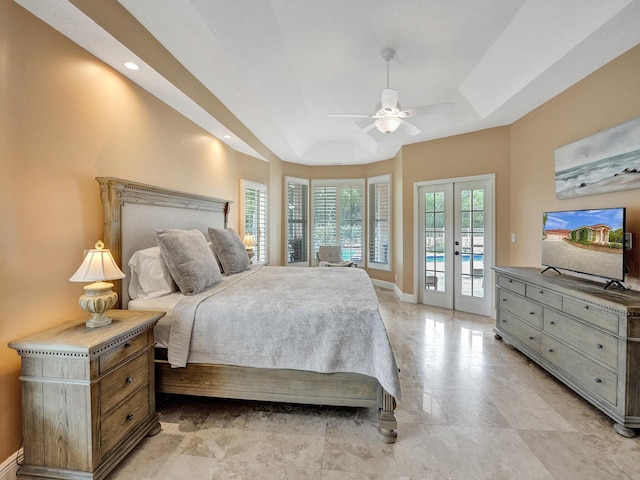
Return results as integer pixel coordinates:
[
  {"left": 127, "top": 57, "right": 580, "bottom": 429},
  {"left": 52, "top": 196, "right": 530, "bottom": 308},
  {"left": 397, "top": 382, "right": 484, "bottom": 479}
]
[{"left": 416, "top": 175, "right": 494, "bottom": 316}]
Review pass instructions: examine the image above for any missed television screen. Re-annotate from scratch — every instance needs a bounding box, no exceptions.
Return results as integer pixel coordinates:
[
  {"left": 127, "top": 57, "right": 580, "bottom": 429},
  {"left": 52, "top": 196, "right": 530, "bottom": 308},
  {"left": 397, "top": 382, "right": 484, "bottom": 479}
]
[{"left": 542, "top": 207, "right": 625, "bottom": 282}]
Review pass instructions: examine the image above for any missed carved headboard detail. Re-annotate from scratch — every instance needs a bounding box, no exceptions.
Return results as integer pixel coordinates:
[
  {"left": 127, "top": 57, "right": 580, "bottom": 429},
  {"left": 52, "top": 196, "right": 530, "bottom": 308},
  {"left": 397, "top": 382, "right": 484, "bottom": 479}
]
[{"left": 96, "top": 177, "right": 232, "bottom": 307}]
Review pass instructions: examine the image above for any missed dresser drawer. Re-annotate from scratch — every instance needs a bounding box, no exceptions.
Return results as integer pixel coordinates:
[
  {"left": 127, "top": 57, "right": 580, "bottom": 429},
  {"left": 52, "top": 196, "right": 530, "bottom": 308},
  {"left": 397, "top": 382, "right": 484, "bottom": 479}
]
[
  {"left": 498, "top": 310, "right": 541, "bottom": 352},
  {"left": 100, "top": 386, "right": 150, "bottom": 455},
  {"left": 563, "top": 298, "right": 619, "bottom": 333},
  {"left": 526, "top": 285, "right": 563, "bottom": 310},
  {"left": 99, "top": 331, "right": 149, "bottom": 374},
  {"left": 101, "top": 351, "right": 150, "bottom": 414},
  {"left": 544, "top": 309, "right": 617, "bottom": 369},
  {"left": 498, "top": 290, "right": 543, "bottom": 328},
  {"left": 497, "top": 275, "right": 526, "bottom": 296},
  {"left": 541, "top": 335, "right": 617, "bottom": 405}
]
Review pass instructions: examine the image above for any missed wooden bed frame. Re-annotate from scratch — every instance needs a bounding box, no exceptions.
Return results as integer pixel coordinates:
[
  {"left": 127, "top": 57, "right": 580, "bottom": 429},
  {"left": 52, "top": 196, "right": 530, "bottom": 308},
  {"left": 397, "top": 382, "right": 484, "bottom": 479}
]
[{"left": 97, "top": 177, "right": 398, "bottom": 442}]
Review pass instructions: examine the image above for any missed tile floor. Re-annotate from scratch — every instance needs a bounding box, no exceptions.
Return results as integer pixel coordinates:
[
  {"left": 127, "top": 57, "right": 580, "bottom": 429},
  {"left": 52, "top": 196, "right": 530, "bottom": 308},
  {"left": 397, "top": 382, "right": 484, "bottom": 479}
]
[{"left": 109, "top": 287, "right": 640, "bottom": 479}]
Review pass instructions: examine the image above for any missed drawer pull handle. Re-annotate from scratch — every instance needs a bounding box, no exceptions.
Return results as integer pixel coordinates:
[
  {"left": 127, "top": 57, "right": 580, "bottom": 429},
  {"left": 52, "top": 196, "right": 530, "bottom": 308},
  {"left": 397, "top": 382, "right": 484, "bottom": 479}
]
[
  {"left": 529, "top": 336, "right": 535, "bottom": 340},
  {"left": 584, "top": 305, "right": 590, "bottom": 310},
  {"left": 547, "top": 348, "right": 554, "bottom": 353},
  {"left": 595, "top": 378, "right": 602, "bottom": 384},
  {"left": 124, "top": 342, "right": 132, "bottom": 349},
  {"left": 502, "top": 319, "right": 507, "bottom": 323},
  {"left": 126, "top": 414, "right": 134, "bottom": 421},
  {"left": 596, "top": 344, "right": 603, "bottom": 349},
  {"left": 502, "top": 298, "right": 507, "bottom": 302},
  {"left": 126, "top": 377, "right": 134, "bottom": 384},
  {"left": 539, "top": 290, "right": 544, "bottom": 294},
  {"left": 508, "top": 279, "right": 513, "bottom": 283},
  {"left": 549, "top": 321, "right": 556, "bottom": 325},
  {"left": 529, "top": 311, "right": 535, "bottom": 315}
]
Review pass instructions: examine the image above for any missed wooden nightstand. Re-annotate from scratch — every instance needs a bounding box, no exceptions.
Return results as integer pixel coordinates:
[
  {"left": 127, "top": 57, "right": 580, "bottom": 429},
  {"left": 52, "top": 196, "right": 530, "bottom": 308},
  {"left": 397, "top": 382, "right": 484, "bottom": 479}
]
[{"left": 8, "top": 309, "right": 165, "bottom": 480}]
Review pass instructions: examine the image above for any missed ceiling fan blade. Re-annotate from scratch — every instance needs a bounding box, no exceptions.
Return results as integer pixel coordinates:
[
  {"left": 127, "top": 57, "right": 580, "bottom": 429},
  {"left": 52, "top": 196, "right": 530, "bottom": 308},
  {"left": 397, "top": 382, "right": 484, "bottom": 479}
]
[
  {"left": 381, "top": 88, "right": 398, "bottom": 111},
  {"left": 356, "top": 122, "right": 378, "bottom": 135},
  {"left": 401, "top": 102, "right": 453, "bottom": 117},
  {"left": 398, "top": 119, "right": 421, "bottom": 136},
  {"left": 329, "top": 113, "right": 374, "bottom": 118}
]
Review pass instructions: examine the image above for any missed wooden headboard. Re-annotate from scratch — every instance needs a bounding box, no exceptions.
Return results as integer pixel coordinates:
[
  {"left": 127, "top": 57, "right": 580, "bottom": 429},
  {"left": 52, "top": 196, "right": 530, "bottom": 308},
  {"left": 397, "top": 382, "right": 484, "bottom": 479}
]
[{"left": 97, "top": 177, "right": 232, "bottom": 307}]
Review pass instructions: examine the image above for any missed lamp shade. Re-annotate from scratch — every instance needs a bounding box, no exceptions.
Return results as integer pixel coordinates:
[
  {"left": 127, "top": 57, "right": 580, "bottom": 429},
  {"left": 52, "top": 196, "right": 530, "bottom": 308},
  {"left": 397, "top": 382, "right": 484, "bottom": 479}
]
[
  {"left": 243, "top": 234, "right": 256, "bottom": 248},
  {"left": 375, "top": 117, "right": 401, "bottom": 134},
  {"left": 70, "top": 240, "right": 125, "bottom": 282}
]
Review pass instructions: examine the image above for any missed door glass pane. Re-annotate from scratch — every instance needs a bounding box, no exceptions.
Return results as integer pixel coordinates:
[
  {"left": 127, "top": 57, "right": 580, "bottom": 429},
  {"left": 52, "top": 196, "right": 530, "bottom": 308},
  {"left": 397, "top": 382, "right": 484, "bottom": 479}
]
[
  {"left": 424, "top": 192, "right": 446, "bottom": 292},
  {"left": 460, "top": 188, "right": 484, "bottom": 298}
]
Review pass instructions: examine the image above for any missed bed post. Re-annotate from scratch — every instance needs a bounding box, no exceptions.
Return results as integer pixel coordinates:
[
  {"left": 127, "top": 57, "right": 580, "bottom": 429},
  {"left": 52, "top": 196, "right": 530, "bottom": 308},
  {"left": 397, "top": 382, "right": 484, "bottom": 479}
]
[
  {"left": 378, "top": 389, "right": 398, "bottom": 443},
  {"left": 97, "top": 177, "right": 125, "bottom": 306}
]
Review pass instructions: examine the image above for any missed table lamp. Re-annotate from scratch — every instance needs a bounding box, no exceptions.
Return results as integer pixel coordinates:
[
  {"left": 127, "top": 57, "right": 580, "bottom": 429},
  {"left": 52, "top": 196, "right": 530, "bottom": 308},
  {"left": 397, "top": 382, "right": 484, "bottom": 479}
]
[
  {"left": 243, "top": 233, "right": 256, "bottom": 260},
  {"left": 70, "top": 240, "right": 125, "bottom": 328}
]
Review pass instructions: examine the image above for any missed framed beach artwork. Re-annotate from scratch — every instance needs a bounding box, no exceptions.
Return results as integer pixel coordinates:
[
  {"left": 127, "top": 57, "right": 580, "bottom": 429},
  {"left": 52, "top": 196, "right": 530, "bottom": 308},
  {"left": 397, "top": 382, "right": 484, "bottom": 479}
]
[{"left": 554, "top": 116, "right": 640, "bottom": 199}]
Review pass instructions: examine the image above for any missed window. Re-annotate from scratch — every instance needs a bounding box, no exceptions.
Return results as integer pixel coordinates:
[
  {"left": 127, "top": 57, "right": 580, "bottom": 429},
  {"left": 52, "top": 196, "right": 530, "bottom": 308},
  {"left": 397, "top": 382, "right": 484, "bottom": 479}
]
[
  {"left": 368, "top": 174, "right": 391, "bottom": 270},
  {"left": 312, "top": 179, "right": 364, "bottom": 265},
  {"left": 286, "top": 177, "right": 309, "bottom": 265},
  {"left": 241, "top": 180, "right": 267, "bottom": 263}
]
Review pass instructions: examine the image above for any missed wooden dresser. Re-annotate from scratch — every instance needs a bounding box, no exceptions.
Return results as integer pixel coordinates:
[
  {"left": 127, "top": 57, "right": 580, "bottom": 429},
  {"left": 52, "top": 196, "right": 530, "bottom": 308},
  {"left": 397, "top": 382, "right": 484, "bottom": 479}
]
[
  {"left": 493, "top": 267, "right": 640, "bottom": 437},
  {"left": 9, "top": 309, "right": 165, "bottom": 480}
]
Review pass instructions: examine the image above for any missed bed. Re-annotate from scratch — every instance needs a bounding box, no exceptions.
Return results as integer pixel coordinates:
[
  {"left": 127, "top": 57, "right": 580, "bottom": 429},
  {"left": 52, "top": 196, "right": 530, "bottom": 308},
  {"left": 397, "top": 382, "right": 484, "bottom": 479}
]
[{"left": 97, "top": 176, "right": 400, "bottom": 442}]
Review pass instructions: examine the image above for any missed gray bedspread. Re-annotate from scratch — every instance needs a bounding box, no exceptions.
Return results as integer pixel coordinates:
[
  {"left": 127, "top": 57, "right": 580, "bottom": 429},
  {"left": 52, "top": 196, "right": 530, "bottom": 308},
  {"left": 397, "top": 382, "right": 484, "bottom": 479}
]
[{"left": 167, "top": 265, "right": 401, "bottom": 400}]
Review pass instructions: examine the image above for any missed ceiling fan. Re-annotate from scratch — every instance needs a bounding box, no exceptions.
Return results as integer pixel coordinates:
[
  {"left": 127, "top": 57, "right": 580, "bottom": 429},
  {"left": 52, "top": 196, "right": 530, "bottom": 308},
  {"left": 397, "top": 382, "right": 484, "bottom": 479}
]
[{"left": 330, "top": 48, "right": 453, "bottom": 136}]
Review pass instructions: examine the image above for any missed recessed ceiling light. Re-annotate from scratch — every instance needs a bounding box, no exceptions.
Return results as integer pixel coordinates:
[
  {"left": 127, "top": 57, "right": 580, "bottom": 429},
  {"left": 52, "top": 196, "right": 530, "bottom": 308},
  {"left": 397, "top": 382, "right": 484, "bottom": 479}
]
[
  {"left": 124, "top": 62, "right": 140, "bottom": 71},
  {"left": 223, "top": 134, "right": 232, "bottom": 139}
]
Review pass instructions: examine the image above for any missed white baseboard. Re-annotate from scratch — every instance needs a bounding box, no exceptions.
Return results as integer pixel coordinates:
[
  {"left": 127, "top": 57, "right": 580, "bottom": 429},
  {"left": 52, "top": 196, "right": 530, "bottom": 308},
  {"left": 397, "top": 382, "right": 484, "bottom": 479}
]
[
  {"left": 370, "top": 278, "right": 417, "bottom": 303},
  {"left": 394, "top": 284, "right": 416, "bottom": 303},
  {"left": 370, "top": 278, "right": 395, "bottom": 290},
  {"left": 0, "top": 449, "right": 22, "bottom": 480}
]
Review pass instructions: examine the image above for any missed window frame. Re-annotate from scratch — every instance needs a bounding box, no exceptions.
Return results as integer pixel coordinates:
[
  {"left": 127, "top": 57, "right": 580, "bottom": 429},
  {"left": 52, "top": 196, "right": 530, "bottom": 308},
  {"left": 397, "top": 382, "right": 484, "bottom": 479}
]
[
  {"left": 311, "top": 178, "right": 365, "bottom": 267},
  {"left": 240, "top": 179, "right": 268, "bottom": 264},
  {"left": 367, "top": 174, "right": 392, "bottom": 271},
  {"left": 285, "top": 176, "right": 310, "bottom": 266}
]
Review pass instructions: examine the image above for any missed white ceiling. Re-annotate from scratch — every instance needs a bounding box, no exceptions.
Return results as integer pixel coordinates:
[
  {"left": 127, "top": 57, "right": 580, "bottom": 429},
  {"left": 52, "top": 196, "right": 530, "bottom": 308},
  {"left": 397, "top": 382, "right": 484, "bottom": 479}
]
[{"left": 16, "top": 0, "right": 640, "bottom": 165}]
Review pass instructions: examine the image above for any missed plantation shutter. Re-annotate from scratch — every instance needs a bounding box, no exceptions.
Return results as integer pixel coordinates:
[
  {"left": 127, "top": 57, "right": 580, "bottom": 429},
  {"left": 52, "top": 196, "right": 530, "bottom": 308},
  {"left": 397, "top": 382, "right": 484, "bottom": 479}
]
[
  {"left": 286, "top": 177, "right": 309, "bottom": 264},
  {"left": 368, "top": 175, "right": 391, "bottom": 270},
  {"left": 312, "top": 180, "right": 364, "bottom": 265},
  {"left": 242, "top": 181, "right": 267, "bottom": 262}
]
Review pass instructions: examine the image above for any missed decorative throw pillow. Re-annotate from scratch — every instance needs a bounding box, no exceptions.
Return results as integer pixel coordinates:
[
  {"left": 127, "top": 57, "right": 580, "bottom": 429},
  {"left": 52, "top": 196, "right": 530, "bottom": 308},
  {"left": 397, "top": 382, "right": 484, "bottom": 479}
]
[
  {"left": 128, "top": 246, "right": 177, "bottom": 300},
  {"left": 155, "top": 229, "right": 222, "bottom": 295},
  {"left": 208, "top": 227, "right": 251, "bottom": 275}
]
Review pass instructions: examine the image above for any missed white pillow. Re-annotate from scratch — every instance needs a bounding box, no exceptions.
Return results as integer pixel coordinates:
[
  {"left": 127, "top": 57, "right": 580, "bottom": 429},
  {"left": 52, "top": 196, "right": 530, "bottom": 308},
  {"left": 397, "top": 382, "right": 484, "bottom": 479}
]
[{"left": 128, "top": 246, "right": 178, "bottom": 300}]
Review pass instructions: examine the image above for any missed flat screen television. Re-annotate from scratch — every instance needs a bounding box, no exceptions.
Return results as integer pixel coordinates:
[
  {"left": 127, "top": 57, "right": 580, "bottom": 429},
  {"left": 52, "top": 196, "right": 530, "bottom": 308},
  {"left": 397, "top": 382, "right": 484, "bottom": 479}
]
[{"left": 541, "top": 207, "right": 626, "bottom": 288}]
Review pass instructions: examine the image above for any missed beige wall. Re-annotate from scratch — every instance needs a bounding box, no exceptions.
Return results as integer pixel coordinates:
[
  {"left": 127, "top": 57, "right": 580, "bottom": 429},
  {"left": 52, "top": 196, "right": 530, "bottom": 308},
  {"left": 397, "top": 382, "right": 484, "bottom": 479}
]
[
  {"left": 510, "top": 46, "right": 640, "bottom": 290},
  {"left": 3, "top": 0, "right": 640, "bottom": 464},
  {"left": 0, "top": 1, "right": 273, "bottom": 460}
]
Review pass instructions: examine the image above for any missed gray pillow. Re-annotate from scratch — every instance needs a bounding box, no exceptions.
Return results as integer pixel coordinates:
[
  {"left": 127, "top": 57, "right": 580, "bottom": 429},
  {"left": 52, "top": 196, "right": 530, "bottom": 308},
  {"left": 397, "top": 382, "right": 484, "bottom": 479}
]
[
  {"left": 156, "top": 229, "right": 222, "bottom": 295},
  {"left": 208, "top": 227, "right": 251, "bottom": 274}
]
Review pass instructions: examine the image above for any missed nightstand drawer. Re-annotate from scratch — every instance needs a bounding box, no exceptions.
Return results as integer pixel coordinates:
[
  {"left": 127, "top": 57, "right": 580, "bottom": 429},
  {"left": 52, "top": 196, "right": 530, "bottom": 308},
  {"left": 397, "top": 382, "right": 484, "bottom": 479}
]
[
  {"left": 101, "top": 386, "right": 150, "bottom": 455},
  {"left": 99, "top": 330, "right": 149, "bottom": 374},
  {"left": 101, "top": 352, "right": 150, "bottom": 414}
]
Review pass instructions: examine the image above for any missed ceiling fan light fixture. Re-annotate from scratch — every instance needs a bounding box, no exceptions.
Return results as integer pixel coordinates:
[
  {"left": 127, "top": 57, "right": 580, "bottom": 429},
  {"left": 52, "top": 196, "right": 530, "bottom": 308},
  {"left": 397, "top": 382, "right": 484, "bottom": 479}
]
[{"left": 375, "top": 117, "right": 401, "bottom": 134}]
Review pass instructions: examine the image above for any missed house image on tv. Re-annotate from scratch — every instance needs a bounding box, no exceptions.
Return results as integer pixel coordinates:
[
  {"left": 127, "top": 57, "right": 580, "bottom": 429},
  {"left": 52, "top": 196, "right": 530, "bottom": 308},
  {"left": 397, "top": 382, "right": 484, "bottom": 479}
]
[
  {"left": 569, "top": 224, "right": 612, "bottom": 245},
  {"left": 543, "top": 229, "right": 571, "bottom": 241}
]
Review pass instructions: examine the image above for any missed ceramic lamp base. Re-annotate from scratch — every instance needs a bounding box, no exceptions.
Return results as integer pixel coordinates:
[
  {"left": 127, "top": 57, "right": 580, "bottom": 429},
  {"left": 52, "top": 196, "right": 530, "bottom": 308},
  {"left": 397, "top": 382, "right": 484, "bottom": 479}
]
[{"left": 79, "top": 281, "right": 118, "bottom": 328}]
